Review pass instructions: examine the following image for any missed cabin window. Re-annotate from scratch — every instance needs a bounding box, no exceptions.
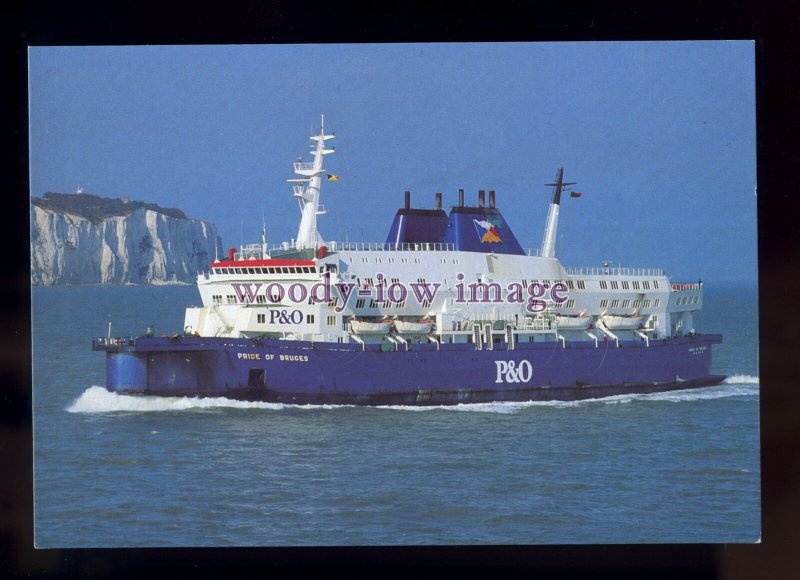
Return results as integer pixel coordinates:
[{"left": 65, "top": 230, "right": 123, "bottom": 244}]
[
  {"left": 611, "top": 299, "right": 619, "bottom": 308},
  {"left": 565, "top": 299, "right": 575, "bottom": 308},
  {"left": 654, "top": 299, "right": 661, "bottom": 307},
  {"left": 653, "top": 280, "right": 660, "bottom": 289},
  {"left": 395, "top": 300, "right": 406, "bottom": 309},
  {"left": 257, "top": 314, "right": 266, "bottom": 323},
  {"left": 600, "top": 299, "right": 608, "bottom": 308},
  {"left": 600, "top": 281, "right": 608, "bottom": 289},
  {"left": 643, "top": 281, "right": 650, "bottom": 289},
  {"left": 577, "top": 280, "right": 586, "bottom": 290},
  {"left": 328, "top": 297, "right": 339, "bottom": 309},
  {"left": 643, "top": 299, "right": 651, "bottom": 308},
  {"left": 633, "top": 281, "right": 641, "bottom": 290},
  {"left": 611, "top": 281, "right": 619, "bottom": 289},
  {"left": 622, "top": 281, "right": 630, "bottom": 290},
  {"left": 356, "top": 299, "right": 365, "bottom": 309},
  {"left": 566, "top": 280, "right": 574, "bottom": 290},
  {"left": 256, "top": 295, "right": 267, "bottom": 304},
  {"left": 227, "top": 295, "right": 237, "bottom": 304},
  {"left": 369, "top": 299, "right": 379, "bottom": 308},
  {"left": 622, "top": 300, "right": 630, "bottom": 308},
  {"left": 327, "top": 315, "right": 336, "bottom": 326},
  {"left": 281, "top": 267, "right": 289, "bottom": 274},
  {"left": 212, "top": 294, "right": 222, "bottom": 304},
  {"left": 421, "top": 299, "right": 431, "bottom": 308},
  {"left": 306, "top": 314, "right": 315, "bottom": 324}
]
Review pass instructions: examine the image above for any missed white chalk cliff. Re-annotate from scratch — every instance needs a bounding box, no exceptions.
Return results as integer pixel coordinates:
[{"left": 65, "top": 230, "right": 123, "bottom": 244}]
[{"left": 31, "top": 193, "right": 222, "bottom": 285}]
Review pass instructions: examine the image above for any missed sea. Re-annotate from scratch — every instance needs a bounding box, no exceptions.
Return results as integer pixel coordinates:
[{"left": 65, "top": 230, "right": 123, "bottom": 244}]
[{"left": 31, "top": 282, "right": 760, "bottom": 547}]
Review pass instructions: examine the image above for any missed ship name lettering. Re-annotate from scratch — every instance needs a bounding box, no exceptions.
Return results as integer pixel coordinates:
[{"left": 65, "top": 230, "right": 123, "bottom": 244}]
[
  {"left": 269, "top": 309, "right": 303, "bottom": 324},
  {"left": 279, "top": 354, "right": 309, "bottom": 362},
  {"left": 495, "top": 360, "right": 533, "bottom": 384}
]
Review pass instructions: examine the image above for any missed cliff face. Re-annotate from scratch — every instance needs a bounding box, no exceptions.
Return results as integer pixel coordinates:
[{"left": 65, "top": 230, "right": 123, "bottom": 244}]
[{"left": 30, "top": 193, "right": 222, "bottom": 285}]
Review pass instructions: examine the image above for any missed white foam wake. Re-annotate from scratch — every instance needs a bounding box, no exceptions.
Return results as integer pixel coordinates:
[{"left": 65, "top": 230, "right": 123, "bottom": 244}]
[
  {"left": 68, "top": 380, "right": 759, "bottom": 415},
  {"left": 66, "top": 386, "right": 289, "bottom": 413},
  {"left": 723, "top": 374, "right": 759, "bottom": 385}
]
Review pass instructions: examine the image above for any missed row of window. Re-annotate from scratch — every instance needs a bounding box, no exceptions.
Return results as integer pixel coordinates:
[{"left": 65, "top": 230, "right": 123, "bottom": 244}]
[
  {"left": 355, "top": 257, "right": 460, "bottom": 265},
  {"left": 214, "top": 266, "right": 316, "bottom": 275},
  {"left": 677, "top": 295, "right": 700, "bottom": 306},
  {"left": 598, "top": 279, "right": 659, "bottom": 290},
  {"left": 600, "top": 298, "right": 661, "bottom": 309}
]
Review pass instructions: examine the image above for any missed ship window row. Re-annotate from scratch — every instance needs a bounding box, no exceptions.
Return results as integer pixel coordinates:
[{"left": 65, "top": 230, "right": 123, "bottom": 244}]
[
  {"left": 215, "top": 266, "right": 317, "bottom": 275},
  {"left": 601, "top": 298, "right": 660, "bottom": 309},
  {"left": 578, "top": 279, "right": 662, "bottom": 291},
  {"left": 353, "top": 298, "right": 409, "bottom": 310},
  {"left": 677, "top": 296, "right": 699, "bottom": 305}
]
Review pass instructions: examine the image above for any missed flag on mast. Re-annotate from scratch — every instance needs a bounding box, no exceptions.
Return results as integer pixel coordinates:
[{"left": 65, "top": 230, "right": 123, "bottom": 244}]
[{"left": 327, "top": 174, "right": 340, "bottom": 181}]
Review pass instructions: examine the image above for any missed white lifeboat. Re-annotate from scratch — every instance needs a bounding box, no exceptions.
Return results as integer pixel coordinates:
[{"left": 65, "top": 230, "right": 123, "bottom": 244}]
[
  {"left": 555, "top": 314, "right": 593, "bottom": 330},
  {"left": 350, "top": 319, "right": 393, "bottom": 335},
  {"left": 602, "top": 314, "right": 643, "bottom": 330},
  {"left": 393, "top": 318, "right": 434, "bottom": 334}
]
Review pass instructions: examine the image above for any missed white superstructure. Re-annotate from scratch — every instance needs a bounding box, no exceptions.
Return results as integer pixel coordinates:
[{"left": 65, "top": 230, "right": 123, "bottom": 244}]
[{"left": 184, "top": 118, "right": 705, "bottom": 350}]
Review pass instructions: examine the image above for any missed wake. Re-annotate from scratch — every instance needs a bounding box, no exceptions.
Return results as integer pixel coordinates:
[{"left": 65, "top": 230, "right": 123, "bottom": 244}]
[{"left": 67, "top": 376, "right": 758, "bottom": 415}]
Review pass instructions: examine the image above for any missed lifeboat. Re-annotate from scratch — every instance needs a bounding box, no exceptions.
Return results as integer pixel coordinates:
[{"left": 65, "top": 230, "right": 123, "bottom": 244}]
[
  {"left": 602, "top": 314, "right": 644, "bottom": 330},
  {"left": 393, "top": 318, "right": 434, "bottom": 334},
  {"left": 349, "top": 319, "right": 393, "bottom": 334},
  {"left": 555, "top": 314, "right": 593, "bottom": 330}
]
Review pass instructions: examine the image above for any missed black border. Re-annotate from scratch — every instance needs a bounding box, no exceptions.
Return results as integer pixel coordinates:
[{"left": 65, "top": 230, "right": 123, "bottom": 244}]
[{"left": 7, "top": 1, "right": 800, "bottom": 577}]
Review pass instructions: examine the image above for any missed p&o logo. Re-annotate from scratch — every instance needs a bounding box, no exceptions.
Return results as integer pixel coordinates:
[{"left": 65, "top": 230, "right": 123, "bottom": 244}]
[{"left": 494, "top": 360, "right": 533, "bottom": 384}]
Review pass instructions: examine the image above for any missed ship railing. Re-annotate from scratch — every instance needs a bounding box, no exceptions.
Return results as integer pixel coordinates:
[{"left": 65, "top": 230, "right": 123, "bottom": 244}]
[
  {"left": 671, "top": 282, "right": 703, "bottom": 291},
  {"left": 92, "top": 336, "right": 137, "bottom": 350},
  {"left": 565, "top": 267, "right": 665, "bottom": 277}
]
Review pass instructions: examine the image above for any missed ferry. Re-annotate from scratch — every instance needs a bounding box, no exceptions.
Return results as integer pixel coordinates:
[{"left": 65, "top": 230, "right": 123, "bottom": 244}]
[{"left": 93, "top": 117, "right": 724, "bottom": 405}]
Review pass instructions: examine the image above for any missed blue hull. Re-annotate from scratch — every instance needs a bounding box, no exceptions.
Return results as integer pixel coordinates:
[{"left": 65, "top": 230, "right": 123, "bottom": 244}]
[{"left": 94, "top": 334, "right": 725, "bottom": 405}]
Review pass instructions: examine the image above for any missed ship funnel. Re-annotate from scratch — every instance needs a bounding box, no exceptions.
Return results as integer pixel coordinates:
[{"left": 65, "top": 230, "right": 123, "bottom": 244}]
[
  {"left": 489, "top": 190, "right": 495, "bottom": 209},
  {"left": 405, "top": 190, "right": 411, "bottom": 209},
  {"left": 435, "top": 192, "right": 442, "bottom": 210},
  {"left": 478, "top": 189, "right": 485, "bottom": 208},
  {"left": 458, "top": 188, "right": 464, "bottom": 207}
]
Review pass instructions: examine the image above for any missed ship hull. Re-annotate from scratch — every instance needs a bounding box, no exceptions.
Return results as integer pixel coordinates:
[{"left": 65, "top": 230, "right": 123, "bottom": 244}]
[{"left": 94, "top": 334, "right": 724, "bottom": 405}]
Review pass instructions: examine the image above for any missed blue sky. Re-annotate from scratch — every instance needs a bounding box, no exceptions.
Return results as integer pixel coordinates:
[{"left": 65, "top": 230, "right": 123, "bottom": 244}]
[{"left": 28, "top": 42, "right": 755, "bottom": 282}]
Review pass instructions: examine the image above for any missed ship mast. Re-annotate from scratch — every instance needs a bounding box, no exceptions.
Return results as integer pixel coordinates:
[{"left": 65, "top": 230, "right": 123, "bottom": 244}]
[
  {"left": 539, "top": 167, "right": 575, "bottom": 258},
  {"left": 290, "top": 115, "right": 334, "bottom": 249}
]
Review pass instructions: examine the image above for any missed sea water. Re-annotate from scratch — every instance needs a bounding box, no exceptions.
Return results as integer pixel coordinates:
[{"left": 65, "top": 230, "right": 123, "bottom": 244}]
[{"left": 32, "top": 283, "right": 760, "bottom": 546}]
